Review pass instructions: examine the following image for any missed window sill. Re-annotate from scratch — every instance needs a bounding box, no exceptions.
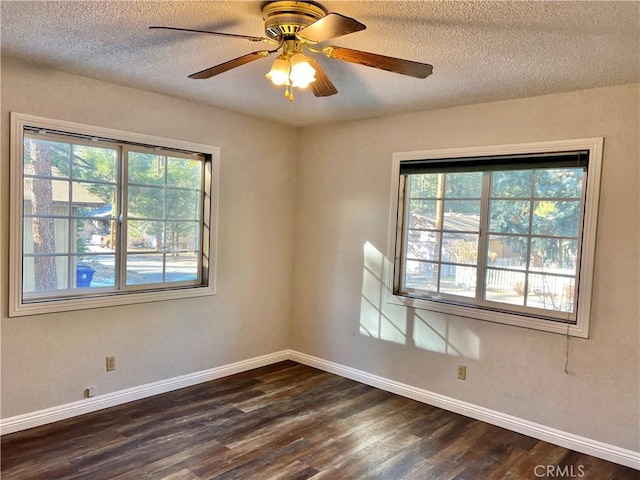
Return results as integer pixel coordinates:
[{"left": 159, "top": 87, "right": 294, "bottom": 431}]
[
  {"left": 387, "top": 293, "right": 589, "bottom": 338},
  {"left": 9, "top": 285, "right": 216, "bottom": 317}
]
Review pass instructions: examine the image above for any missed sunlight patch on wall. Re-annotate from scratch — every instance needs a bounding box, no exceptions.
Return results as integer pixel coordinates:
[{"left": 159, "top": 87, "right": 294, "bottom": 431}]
[
  {"left": 360, "top": 242, "right": 481, "bottom": 360},
  {"left": 413, "top": 310, "right": 480, "bottom": 360},
  {"left": 360, "top": 241, "right": 406, "bottom": 344}
]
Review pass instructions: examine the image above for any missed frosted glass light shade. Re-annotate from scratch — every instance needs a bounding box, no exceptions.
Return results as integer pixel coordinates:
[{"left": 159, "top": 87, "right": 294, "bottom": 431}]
[
  {"left": 289, "top": 53, "right": 316, "bottom": 88},
  {"left": 266, "top": 57, "right": 290, "bottom": 86}
]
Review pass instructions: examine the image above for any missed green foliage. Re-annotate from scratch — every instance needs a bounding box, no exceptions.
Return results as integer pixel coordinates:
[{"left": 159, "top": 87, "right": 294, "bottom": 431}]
[
  {"left": 489, "top": 168, "right": 584, "bottom": 269},
  {"left": 72, "top": 145, "right": 117, "bottom": 201},
  {"left": 25, "top": 138, "right": 203, "bottom": 254},
  {"left": 491, "top": 170, "right": 532, "bottom": 198},
  {"left": 126, "top": 152, "right": 202, "bottom": 252},
  {"left": 24, "top": 139, "right": 117, "bottom": 203},
  {"left": 445, "top": 172, "right": 482, "bottom": 198},
  {"left": 77, "top": 236, "right": 87, "bottom": 253},
  {"left": 409, "top": 173, "right": 438, "bottom": 198},
  {"left": 409, "top": 172, "right": 482, "bottom": 216},
  {"left": 449, "top": 239, "right": 478, "bottom": 265},
  {"left": 407, "top": 167, "right": 585, "bottom": 272}
]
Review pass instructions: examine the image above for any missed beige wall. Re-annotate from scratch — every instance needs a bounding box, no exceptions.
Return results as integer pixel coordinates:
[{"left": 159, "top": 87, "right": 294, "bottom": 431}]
[
  {"left": 292, "top": 84, "right": 639, "bottom": 451},
  {"left": 2, "top": 56, "right": 638, "bottom": 454},
  {"left": 1, "top": 57, "right": 297, "bottom": 417}
]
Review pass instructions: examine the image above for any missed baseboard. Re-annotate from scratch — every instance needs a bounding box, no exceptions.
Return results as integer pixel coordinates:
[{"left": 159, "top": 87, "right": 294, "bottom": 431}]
[
  {"left": 0, "top": 350, "right": 289, "bottom": 436},
  {"left": 287, "top": 350, "right": 640, "bottom": 470},
  {"left": 2, "top": 348, "right": 638, "bottom": 470}
]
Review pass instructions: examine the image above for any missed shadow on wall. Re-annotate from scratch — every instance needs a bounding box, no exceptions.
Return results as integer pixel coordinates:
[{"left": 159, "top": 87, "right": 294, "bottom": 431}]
[{"left": 360, "top": 241, "right": 481, "bottom": 360}]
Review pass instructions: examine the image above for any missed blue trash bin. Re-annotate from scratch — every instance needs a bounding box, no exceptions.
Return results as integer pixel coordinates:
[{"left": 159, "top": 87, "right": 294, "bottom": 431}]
[{"left": 76, "top": 265, "right": 96, "bottom": 287}]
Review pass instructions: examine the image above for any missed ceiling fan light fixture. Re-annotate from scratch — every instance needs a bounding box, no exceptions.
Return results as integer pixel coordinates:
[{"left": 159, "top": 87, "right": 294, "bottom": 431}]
[
  {"left": 154, "top": 0, "right": 433, "bottom": 101},
  {"left": 289, "top": 52, "right": 316, "bottom": 88},
  {"left": 266, "top": 55, "right": 290, "bottom": 85}
]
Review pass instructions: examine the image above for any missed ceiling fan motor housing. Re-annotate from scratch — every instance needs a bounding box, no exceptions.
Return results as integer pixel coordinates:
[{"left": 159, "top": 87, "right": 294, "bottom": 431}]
[{"left": 262, "top": 1, "right": 327, "bottom": 40}]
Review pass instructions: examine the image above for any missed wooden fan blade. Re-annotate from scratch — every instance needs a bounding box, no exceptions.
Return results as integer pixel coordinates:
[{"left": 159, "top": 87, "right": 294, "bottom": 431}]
[
  {"left": 189, "top": 50, "right": 272, "bottom": 79},
  {"left": 296, "top": 13, "right": 366, "bottom": 43},
  {"left": 307, "top": 58, "right": 338, "bottom": 97},
  {"left": 323, "top": 46, "right": 433, "bottom": 79},
  {"left": 149, "top": 26, "right": 273, "bottom": 43}
]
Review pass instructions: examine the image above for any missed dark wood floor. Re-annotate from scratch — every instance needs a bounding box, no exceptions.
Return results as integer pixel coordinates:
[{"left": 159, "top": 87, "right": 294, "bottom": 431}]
[{"left": 2, "top": 361, "right": 637, "bottom": 479}]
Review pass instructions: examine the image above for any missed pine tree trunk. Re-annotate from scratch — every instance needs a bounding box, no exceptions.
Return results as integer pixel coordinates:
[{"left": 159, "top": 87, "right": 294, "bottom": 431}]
[{"left": 29, "top": 139, "right": 58, "bottom": 291}]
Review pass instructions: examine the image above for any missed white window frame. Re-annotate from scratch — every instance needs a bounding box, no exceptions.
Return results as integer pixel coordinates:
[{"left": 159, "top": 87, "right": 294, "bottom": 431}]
[
  {"left": 387, "top": 138, "right": 603, "bottom": 338},
  {"left": 9, "top": 112, "right": 220, "bottom": 317}
]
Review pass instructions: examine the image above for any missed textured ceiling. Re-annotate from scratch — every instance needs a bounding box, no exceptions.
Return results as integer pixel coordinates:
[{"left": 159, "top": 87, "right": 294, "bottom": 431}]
[{"left": 1, "top": 1, "right": 639, "bottom": 127}]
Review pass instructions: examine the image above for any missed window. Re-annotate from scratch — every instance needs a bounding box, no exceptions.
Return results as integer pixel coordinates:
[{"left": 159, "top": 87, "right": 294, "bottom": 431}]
[
  {"left": 388, "top": 139, "right": 603, "bottom": 337},
  {"left": 9, "top": 113, "right": 219, "bottom": 316}
]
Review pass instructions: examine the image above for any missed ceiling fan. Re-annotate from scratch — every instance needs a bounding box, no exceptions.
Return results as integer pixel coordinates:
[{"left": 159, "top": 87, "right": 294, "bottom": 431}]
[{"left": 150, "top": 0, "right": 433, "bottom": 101}]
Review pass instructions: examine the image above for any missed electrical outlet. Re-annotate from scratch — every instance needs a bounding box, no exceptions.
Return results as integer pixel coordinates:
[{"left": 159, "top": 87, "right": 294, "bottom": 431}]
[
  {"left": 86, "top": 386, "right": 96, "bottom": 398},
  {"left": 106, "top": 356, "right": 116, "bottom": 372},
  {"left": 457, "top": 365, "right": 467, "bottom": 380}
]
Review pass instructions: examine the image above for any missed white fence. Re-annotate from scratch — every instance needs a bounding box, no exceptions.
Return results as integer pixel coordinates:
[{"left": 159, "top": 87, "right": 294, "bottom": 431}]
[{"left": 455, "top": 266, "right": 574, "bottom": 295}]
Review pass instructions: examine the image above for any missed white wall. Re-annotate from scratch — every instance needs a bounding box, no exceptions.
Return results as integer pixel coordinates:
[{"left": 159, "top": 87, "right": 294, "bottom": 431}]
[
  {"left": 1, "top": 56, "right": 297, "bottom": 417},
  {"left": 292, "top": 84, "right": 640, "bottom": 451}
]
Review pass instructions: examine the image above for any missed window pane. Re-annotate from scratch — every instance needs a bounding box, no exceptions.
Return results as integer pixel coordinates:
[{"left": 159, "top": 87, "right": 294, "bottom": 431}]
[
  {"left": 127, "top": 220, "right": 161, "bottom": 251},
  {"left": 24, "top": 138, "right": 70, "bottom": 178},
  {"left": 530, "top": 238, "right": 578, "bottom": 273},
  {"left": 167, "top": 189, "right": 200, "bottom": 220},
  {"left": 491, "top": 170, "right": 532, "bottom": 198},
  {"left": 442, "top": 200, "right": 481, "bottom": 231},
  {"left": 71, "top": 145, "right": 117, "bottom": 183},
  {"left": 85, "top": 219, "right": 115, "bottom": 249},
  {"left": 489, "top": 200, "right": 530, "bottom": 234},
  {"left": 484, "top": 269, "right": 526, "bottom": 306},
  {"left": 23, "top": 253, "right": 115, "bottom": 293},
  {"left": 535, "top": 168, "right": 584, "bottom": 198},
  {"left": 409, "top": 174, "right": 440, "bottom": 198},
  {"left": 167, "top": 157, "right": 202, "bottom": 188},
  {"left": 24, "top": 178, "right": 71, "bottom": 216},
  {"left": 532, "top": 200, "right": 581, "bottom": 237},
  {"left": 75, "top": 257, "right": 102, "bottom": 288},
  {"left": 74, "top": 185, "right": 115, "bottom": 221},
  {"left": 406, "top": 230, "right": 439, "bottom": 262},
  {"left": 72, "top": 181, "right": 111, "bottom": 211},
  {"left": 79, "top": 254, "right": 116, "bottom": 288},
  {"left": 443, "top": 233, "right": 478, "bottom": 265},
  {"left": 487, "top": 235, "right": 528, "bottom": 269},
  {"left": 24, "top": 218, "right": 69, "bottom": 254},
  {"left": 408, "top": 200, "right": 439, "bottom": 228},
  {"left": 440, "top": 265, "right": 476, "bottom": 297},
  {"left": 526, "top": 274, "right": 575, "bottom": 313},
  {"left": 445, "top": 172, "right": 482, "bottom": 198},
  {"left": 128, "top": 152, "right": 167, "bottom": 185},
  {"left": 126, "top": 253, "right": 164, "bottom": 285},
  {"left": 128, "top": 186, "right": 164, "bottom": 219},
  {"left": 74, "top": 219, "right": 92, "bottom": 254},
  {"left": 125, "top": 252, "right": 198, "bottom": 285},
  {"left": 165, "top": 252, "right": 199, "bottom": 282},
  {"left": 405, "top": 260, "right": 438, "bottom": 291},
  {"left": 165, "top": 222, "right": 200, "bottom": 255},
  {"left": 22, "top": 256, "right": 70, "bottom": 293},
  {"left": 22, "top": 256, "right": 35, "bottom": 292}
]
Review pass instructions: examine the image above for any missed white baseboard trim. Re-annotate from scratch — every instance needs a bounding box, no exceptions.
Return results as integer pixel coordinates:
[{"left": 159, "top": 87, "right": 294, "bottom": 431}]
[
  {"left": 2, "top": 348, "right": 638, "bottom": 470},
  {"left": 0, "top": 350, "right": 289, "bottom": 436},
  {"left": 287, "top": 350, "right": 640, "bottom": 471}
]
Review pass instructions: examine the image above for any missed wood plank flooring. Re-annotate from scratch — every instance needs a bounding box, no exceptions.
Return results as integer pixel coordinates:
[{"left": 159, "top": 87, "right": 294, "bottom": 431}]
[{"left": 2, "top": 361, "right": 638, "bottom": 479}]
